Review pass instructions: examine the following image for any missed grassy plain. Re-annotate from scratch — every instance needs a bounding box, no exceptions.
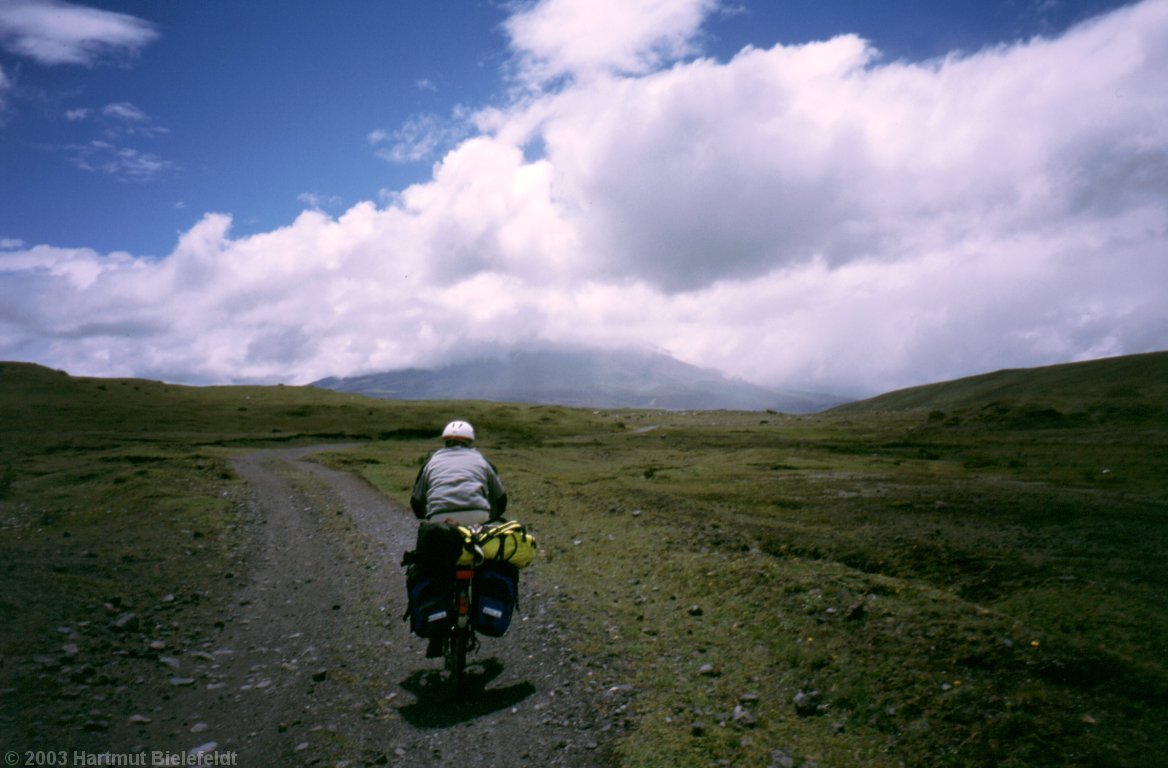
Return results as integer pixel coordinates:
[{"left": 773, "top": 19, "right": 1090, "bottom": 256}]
[{"left": 1, "top": 354, "right": 1166, "bottom": 767}]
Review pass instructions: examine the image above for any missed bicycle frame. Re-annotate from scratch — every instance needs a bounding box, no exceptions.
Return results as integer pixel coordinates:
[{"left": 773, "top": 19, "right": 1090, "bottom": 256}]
[{"left": 444, "top": 564, "right": 478, "bottom": 685}]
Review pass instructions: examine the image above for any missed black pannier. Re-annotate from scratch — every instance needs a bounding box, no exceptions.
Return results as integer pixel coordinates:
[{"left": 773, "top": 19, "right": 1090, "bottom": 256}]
[
  {"left": 402, "top": 523, "right": 464, "bottom": 639},
  {"left": 413, "top": 522, "right": 465, "bottom": 575}
]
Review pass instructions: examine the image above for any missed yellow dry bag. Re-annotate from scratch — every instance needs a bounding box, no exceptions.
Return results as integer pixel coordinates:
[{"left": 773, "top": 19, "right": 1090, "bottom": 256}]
[{"left": 456, "top": 520, "right": 538, "bottom": 569}]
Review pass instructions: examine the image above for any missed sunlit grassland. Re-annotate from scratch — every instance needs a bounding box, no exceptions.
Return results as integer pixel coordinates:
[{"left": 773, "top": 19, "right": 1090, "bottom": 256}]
[
  {"left": 333, "top": 397, "right": 1167, "bottom": 767},
  {"left": 2, "top": 355, "right": 1166, "bottom": 767}
]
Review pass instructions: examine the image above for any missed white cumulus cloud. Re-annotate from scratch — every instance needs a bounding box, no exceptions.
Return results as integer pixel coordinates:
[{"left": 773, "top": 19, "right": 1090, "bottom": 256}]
[
  {"left": 1, "top": 0, "right": 1166, "bottom": 395},
  {"left": 505, "top": 0, "right": 718, "bottom": 85}
]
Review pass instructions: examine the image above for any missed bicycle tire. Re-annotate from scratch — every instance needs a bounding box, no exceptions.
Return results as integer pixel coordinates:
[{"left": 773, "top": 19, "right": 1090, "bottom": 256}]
[{"left": 444, "top": 629, "right": 469, "bottom": 687}]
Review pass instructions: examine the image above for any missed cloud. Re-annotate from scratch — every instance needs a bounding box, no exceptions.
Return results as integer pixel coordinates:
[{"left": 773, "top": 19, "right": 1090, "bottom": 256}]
[
  {"left": 64, "top": 139, "right": 176, "bottom": 180},
  {"left": 370, "top": 111, "right": 471, "bottom": 164},
  {"left": 297, "top": 192, "right": 344, "bottom": 211},
  {"left": 96, "top": 100, "right": 167, "bottom": 138},
  {"left": 102, "top": 101, "right": 146, "bottom": 121},
  {"left": 1, "top": 0, "right": 1166, "bottom": 394},
  {"left": 52, "top": 102, "right": 173, "bottom": 178},
  {"left": 504, "top": 0, "right": 718, "bottom": 85},
  {"left": 0, "top": 0, "right": 157, "bottom": 66}
]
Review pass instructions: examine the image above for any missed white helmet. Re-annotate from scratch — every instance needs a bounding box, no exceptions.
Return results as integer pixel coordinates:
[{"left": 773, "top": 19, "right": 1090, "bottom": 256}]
[{"left": 442, "top": 420, "right": 475, "bottom": 443}]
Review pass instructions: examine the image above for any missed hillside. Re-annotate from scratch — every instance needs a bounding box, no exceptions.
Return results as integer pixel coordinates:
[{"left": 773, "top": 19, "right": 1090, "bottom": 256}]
[
  {"left": 312, "top": 347, "right": 846, "bottom": 413},
  {"left": 2, "top": 355, "right": 1166, "bottom": 766},
  {"left": 832, "top": 350, "right": 1168, "bottom": 421}
]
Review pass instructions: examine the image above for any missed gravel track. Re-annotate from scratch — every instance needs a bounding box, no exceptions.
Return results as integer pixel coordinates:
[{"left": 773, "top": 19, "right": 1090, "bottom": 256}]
[
  {"left": 4, "top": 445, "right": 621, "bottom": 767},
  {"left": 216, "top": 445, "right": 619, "bottom": 766}
]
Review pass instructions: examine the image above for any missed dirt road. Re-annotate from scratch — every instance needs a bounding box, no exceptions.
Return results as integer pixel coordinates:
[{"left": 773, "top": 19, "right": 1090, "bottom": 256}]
[
  {"left": 215, "top": 446, "right": 617, "bottom": 766},
  {"left": 7, "top": 446, "right": 619, "bottom": 767}
]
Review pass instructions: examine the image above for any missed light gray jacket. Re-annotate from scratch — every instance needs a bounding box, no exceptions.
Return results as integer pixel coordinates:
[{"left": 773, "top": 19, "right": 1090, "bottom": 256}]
[{"left": 410, "top": 445, "right": 507, "bottom": 521}]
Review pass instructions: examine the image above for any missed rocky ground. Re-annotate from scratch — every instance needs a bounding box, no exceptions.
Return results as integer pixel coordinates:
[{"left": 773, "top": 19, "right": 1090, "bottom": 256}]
[{"left": 2, "top": 447, "right": 626, "bottom": 767}]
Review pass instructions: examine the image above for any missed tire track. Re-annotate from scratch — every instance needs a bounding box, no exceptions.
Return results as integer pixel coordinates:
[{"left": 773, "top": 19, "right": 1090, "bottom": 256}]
[{"left": 218, "top": 446, "right": 616, "bottom": 767}]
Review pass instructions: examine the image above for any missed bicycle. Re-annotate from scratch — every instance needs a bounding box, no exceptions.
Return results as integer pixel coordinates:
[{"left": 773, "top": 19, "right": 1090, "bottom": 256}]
[{"left": 404, "top": 521, "right": 533, "bottom": 691}]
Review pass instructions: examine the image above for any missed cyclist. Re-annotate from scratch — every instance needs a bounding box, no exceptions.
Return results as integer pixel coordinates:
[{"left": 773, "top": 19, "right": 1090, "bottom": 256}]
[
  {"left": 409, "top": 420, "right": 508, "bottom": 657},
  {"left": 410, "top": 419, "right": 507, "bottom": 525}
]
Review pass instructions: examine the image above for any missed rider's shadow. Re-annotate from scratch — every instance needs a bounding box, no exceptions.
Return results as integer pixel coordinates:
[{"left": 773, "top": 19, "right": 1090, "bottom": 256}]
[{"left": 397, "top": 658, "right": 536, "bottom": 727}]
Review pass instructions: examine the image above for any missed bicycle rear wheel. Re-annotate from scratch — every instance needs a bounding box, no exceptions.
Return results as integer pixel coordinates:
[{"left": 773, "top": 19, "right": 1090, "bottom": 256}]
[{"left": 444, "top": 629, "right": 469, "bottom": 688}]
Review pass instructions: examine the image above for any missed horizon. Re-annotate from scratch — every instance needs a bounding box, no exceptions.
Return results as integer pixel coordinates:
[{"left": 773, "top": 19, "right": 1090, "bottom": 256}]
[
  {"left": 9, "top": 346, "right": 1165, "bottom": 406},
  {"left": 2, "top": 0, "right": 1165, "bottom": 395}
]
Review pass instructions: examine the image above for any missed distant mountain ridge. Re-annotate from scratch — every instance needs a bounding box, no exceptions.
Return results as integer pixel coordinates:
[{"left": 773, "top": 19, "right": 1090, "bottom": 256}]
[{"left": 312, "top": 348, "right": 847, "bottom": 413}]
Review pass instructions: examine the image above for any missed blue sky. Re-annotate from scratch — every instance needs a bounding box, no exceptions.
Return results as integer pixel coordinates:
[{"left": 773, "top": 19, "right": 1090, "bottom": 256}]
[
  {"left": 1, "top": 1, "right": 512, "bottom": 254},
  {"left": 1, "top": 0, "right": 1164, "bottom": 395},
  {"left": 0, "top": 0, "right": 1132, "bottom": 255}
]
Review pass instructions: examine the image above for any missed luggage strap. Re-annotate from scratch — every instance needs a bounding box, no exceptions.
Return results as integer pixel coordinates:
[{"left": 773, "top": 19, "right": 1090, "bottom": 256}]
[{"left": 454, "top": 520, "right": 528, "bottom": 562}]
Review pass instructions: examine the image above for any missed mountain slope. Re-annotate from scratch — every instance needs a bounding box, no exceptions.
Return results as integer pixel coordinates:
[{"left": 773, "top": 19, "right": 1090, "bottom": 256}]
[
  {"left": 313, "top": 348, "right": 845, "bottom": 412},
  {"left": 831, "top": 351, "right": 1168, "bottom": 421}
]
